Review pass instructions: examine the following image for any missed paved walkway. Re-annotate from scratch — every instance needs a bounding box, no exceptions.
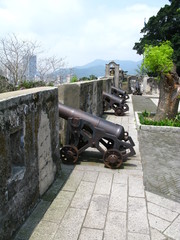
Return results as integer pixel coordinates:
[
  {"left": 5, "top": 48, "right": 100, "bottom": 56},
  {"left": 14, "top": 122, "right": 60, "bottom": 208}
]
[{"left": 15, "top": 96, "right": 180, "bottom": 240}]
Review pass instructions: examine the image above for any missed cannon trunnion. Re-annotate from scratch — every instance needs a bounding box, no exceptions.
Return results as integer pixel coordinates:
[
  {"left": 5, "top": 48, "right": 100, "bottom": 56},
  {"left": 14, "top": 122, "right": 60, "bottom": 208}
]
[
  {"left": 59, "top": 103, "right": 135, "bottom": 169},
  {"left": 103, "top": 91, "right": 129, "bottom": 116}
]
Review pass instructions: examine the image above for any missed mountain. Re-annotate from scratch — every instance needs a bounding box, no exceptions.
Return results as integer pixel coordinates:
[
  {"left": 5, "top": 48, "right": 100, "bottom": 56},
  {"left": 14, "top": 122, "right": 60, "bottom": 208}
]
[{"left": 72, "top": 59, "right": 142, "bottom": 78}]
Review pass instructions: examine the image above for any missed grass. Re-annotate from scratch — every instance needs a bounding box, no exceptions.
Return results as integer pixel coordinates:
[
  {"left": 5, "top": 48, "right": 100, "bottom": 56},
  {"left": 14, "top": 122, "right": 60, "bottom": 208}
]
[{"left": 138, "top": 110, "right": 180, "bottom": 127}]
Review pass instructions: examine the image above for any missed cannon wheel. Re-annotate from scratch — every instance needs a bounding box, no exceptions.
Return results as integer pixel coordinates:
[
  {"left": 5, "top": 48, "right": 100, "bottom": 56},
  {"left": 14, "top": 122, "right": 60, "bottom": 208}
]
[
  {"left": 60, "top": 145, "right": 79, "bottom": 164},
  {"left": 103, "top": 149, "right": 123, "bottom": 169},
  {"left": 114, "top": 107, "right": 123, "bottom": 116},
  {"left": 123, "top": 103, "right": 129, "bottom": 112}
]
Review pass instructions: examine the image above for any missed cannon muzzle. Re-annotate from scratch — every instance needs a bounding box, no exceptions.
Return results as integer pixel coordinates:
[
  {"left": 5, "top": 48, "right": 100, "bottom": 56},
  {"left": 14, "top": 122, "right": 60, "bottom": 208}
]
[{"left": 111, "top": 86, "right": 129, "bottom": 100}]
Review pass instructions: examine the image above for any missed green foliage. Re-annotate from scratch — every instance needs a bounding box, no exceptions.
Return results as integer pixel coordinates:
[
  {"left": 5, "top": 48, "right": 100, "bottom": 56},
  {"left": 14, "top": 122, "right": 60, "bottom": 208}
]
[
  {"left": 89, "top": 74, "right": 97, "bottom": 80},
  {"left": 47, "top": 82, "right": 54, "bottom": 86},
  {"left": 18, "top": 80, "right": 46, "bottom": 89},
  {"left": 133, "top": 0, "right": 180, "bottom": 74},
  {"left": 141, "top": 41, "right": 174, "bottom": 77},
  {"left": 70, "top": 75, "right": 78, "bottom": 83},
  {"left": 139, "top": 111, "right": 180, "bottom": 127},
  {"left": 0, "top": 77, "right": 54, "bottom": 93},
  {"left": 0, "top": 75, "right": 14, "bottom": 93},
  {"left": 141, "top": 110, "right": 151, "bottom": 117},
  {"left": 79, "top": 77, "right": 89, "bottom": 81},
  {"left": 79, "top": 75, "right": 98, "bottom": 81}
]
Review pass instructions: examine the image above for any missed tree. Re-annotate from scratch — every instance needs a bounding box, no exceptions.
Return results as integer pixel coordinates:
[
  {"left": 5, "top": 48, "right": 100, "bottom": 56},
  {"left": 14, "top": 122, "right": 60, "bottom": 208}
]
[
  {"left": 79, "top": 76, "right": 89, "bottom": 81},
  {"left": 70, "top": 75, "right": 78, "bottom": 83},
  {"left": 141, "top": 41, "right": 180, "bottom": 120},
  {"left": 133, "top": 0, "right": 180, "bottom": 120},
  {"left": 0, "top": 33, "right": 40, "bottom": 86},
  {"left": 37, "top": 56, "right": 66, "bottom": 83},
  {"left": 133, "top": 0, "right": 180, "bottom": 75},
  {"left": 0, "top": 33, "right": 66, "bottom": 87},
  {"left": 89, "top": 75, "right": 97, "bottom": 80}
]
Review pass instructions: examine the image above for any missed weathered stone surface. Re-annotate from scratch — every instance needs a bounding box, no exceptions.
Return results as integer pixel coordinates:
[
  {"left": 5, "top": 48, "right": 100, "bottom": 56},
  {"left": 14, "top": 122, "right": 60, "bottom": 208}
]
[
  {"left": 0, "top": 87, "right": 60, "bottom": 240},
  {"left": 79, "top": 228, "right": 103, "bottom": 240},
  {"left": 94, "top": 172, "right": 113, "bottom": 195},
  {"left": 53, "top": 208, "right": 86, "bottom": 240},
  {"left": 148, "top": 213, "right": 170, "bottom": 232},
  {"left": 164, "top": 215, "right": 180, "bottom": 240},
  {"left": 109, "top": 182, "right": 127, "bottom": 212},
  {"left": 132, "top": 95, "right": 180, "bottom": 204},
  {"left": 70, "top": 181, "right": 95, "bottom": 209},
  {"left": 83, "top": 194, "right": 109, "bottom": 229},
  {"left": 128, "top": 197, "right": 149, "bottom": 234},
  {"left": 104, "top": 211, "right": 127, "bottom": 240}
]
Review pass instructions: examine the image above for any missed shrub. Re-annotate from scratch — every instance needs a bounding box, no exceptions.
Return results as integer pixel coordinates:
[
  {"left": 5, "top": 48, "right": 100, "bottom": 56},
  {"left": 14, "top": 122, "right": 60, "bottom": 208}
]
[
  {"left": 139, "top": 110, "right": 180, "bottom": 127},
  {"left": 18, "top": 80, "right": 46, "bottom": 89}
]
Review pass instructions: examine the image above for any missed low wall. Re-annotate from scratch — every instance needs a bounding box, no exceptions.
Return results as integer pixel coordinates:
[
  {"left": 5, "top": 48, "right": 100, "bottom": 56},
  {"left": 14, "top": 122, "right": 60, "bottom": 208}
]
[
  {"left": 135, "top": 112, "right": 180, "bottom": 203},
  {"left": 0, "top": 87, "right": 61, "bottom": 239},
  {"left": 58, "top": 77, "right": 112, "bottom": 145}
]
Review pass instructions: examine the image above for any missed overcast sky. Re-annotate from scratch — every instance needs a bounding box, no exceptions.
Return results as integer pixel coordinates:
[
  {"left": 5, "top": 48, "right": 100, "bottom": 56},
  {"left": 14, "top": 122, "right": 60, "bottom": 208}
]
[{"left": 0, "top": 0, "right": 170, "bottom": 67}]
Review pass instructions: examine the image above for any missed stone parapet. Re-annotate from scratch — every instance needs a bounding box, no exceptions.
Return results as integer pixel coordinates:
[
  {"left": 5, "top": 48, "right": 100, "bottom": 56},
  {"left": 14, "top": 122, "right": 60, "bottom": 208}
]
[{"left": 0, "top": 87, "right": 60, "bottom": 240}]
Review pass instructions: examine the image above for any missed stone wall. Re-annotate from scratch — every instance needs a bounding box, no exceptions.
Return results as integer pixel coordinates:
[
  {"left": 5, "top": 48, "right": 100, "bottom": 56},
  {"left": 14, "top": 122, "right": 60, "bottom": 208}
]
[
  {"left": 135, "top": 112, "right": 180, "bottom": 203},
  {"left": 142, "top": 76, "right": 159, "bottom": 95},
  {"left": 58, "top": 77, "right": 112, "bottom": 145},
  {"left": 0, "top": 87, "right": 60, "bottom": 240}
]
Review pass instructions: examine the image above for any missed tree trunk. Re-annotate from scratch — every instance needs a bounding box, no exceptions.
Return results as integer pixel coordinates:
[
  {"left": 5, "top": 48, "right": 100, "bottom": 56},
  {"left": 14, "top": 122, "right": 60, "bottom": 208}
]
[{"left": 154, "top": 72, "right": 179, "bottom": 121}]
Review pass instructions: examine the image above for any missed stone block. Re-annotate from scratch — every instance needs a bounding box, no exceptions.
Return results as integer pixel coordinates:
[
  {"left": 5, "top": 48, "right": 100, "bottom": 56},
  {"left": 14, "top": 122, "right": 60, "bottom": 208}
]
[
  {"left": 164, "top": 215, "right": 180, "bottom": 240},
  {"left": 62, "top": 170, "right": 84, "bottom": 192},
  {"left": 128, "top": 197, "right": 149, "bottom": 234},
  {"left": 129, "top": 176, "right": 145, "bottom": 197},
  {"left": 53, "top": 208, "right": 86, "bottom": 240},
  {"left": 70, "top": 181, "right": 95, "bottom": 209},
  {"left": 94, "top": 172, "right": 113, "bottom": 195},
  {"left": 148, "top": 213, "right": 170, "bottom": 232},
  {"left": 79, "top": 228, "right": 103, "bottom": 240},
  {"left": 109, "top": 183, "right": 127, "bottom": 212},
  {"left": 83, "top": 194, "right": 109, "bottom": 229},
  {"left": 147, "top": 202, "right": 178, "bottom": 222},
  {"left": 104, "top": 211, "right": 126, "bottom": 240}
]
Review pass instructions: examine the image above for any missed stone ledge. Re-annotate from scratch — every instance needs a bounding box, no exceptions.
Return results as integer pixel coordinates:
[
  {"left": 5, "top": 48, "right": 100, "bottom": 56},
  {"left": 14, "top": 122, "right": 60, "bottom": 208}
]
[
  {"left": 135, "top": 111, "right": 180, "bottom": 133},
  {"left": 0, "top": 87, "right": 57, "bottom": 102}
]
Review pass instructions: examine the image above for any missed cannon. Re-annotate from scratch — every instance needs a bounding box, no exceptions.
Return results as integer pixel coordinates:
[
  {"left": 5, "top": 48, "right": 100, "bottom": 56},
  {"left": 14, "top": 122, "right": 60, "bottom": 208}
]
[
  {"left": 103, "top": 91, "right": 129, "bottom": 116},
  {"left": 59, "top": 102, "right": 135, "bottom": 169},
  {"left": 132, "top": 81, "right": 142, "bottom": 95},
  {"left": 111, "top": 86, "right": 129, "bottom": 101}
]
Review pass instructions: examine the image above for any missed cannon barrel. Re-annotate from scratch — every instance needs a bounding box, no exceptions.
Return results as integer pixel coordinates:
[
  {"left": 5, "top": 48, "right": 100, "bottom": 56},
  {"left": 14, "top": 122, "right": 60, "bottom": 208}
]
[
  {"left": 111, "top": 86, "right": 127, "bottom": 96},
  {"left": 103, "top": 91, "right": 125, "bottom": 104},
  {"left": 59, "top": 102, "right": 125, "bottom": 140}
]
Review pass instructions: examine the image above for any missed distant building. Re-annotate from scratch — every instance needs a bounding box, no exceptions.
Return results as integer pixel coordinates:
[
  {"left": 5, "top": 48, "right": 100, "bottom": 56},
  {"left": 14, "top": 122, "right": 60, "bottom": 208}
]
[
  {"left": 105, "top": 61, "right": 120, "bottom": 88},
  {"left": 23, "top": 55, "right": 37, "bottom": 81}
]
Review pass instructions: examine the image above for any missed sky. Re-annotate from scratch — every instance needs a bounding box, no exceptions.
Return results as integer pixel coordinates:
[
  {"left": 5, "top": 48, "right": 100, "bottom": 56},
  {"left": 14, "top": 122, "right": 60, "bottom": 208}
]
[{"left": 0, "top": 0, "right": 170, "bottom": 67}]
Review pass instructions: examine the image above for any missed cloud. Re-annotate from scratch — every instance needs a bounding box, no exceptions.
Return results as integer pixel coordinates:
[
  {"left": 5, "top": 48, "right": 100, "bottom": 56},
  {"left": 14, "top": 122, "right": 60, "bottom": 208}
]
[{"left": 0, "top": 0, "right": 169, "bottom": 66}]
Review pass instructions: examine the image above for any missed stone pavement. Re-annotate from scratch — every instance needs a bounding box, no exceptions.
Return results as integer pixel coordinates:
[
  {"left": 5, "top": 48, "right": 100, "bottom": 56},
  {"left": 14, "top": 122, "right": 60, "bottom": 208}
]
[{"left": 15, "top": 96, "right": 180, "bottom": 240}]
